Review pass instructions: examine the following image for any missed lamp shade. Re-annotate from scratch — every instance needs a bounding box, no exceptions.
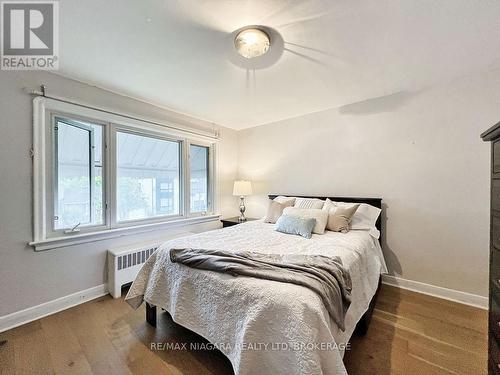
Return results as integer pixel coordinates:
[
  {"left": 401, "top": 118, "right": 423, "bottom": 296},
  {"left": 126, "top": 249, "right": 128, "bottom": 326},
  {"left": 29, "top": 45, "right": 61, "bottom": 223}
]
[{"left": 233, "top": 180, "right": 253, "bottom": 196}]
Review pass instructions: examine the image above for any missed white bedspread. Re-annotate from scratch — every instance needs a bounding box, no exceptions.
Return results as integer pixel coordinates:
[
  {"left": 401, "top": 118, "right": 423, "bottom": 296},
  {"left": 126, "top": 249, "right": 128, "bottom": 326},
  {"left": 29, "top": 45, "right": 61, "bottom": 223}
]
[{"left": 126, "top": 220, "right": 387, "bottom": 375}]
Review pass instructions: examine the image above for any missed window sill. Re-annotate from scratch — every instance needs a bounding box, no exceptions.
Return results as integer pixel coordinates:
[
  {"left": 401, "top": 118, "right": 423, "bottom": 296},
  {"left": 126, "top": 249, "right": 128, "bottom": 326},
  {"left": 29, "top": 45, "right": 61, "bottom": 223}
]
[{"left": 29, "top": 214, "right": 221, "bottom": 251}]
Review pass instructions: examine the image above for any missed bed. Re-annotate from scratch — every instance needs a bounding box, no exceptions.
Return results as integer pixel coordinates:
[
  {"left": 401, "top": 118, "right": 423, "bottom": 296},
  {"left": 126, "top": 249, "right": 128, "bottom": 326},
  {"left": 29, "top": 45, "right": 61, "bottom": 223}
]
[{"left": 125, "top": 195, "right": 387, "bottom": 375}]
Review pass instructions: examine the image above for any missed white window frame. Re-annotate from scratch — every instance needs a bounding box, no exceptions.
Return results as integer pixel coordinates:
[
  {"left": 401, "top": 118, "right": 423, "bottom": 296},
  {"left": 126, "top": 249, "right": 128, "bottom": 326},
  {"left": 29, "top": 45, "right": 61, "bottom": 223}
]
[
  {"left": 48, "top": 112, "right": 110, "bottom": 237},
  {"left": 31, "top": 97, "right": 220, "bottom": 251}
]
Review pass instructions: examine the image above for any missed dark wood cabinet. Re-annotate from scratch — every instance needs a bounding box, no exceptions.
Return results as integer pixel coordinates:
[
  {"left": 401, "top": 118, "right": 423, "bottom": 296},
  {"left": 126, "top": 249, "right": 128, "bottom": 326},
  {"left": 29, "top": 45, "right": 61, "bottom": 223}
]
[
  {"left": 481, "top": 121, "right": 500, "bottom": 374},
  {"left": 493, "top": 141, "right": 500, "bottom": 174}
]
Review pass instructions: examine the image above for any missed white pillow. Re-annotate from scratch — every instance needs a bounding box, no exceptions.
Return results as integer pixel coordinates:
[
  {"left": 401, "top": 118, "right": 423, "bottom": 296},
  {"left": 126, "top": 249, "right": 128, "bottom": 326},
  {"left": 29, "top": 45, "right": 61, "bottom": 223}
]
[
  {"left": 323, "top": 199, "right": 381, "bottom": 238},
  {"left": 294, "top": 197, "right": 325, "bottom": 209},
  {"left": 282, "top": 207, "right": 328, "bottom": 234}
]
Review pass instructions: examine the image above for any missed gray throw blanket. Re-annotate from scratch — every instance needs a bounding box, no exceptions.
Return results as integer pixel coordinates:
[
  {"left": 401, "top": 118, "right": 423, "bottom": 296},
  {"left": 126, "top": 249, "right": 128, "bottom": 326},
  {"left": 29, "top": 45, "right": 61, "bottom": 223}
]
[{"left": 169, "top": 248, "right": 352, "bottom": 331}]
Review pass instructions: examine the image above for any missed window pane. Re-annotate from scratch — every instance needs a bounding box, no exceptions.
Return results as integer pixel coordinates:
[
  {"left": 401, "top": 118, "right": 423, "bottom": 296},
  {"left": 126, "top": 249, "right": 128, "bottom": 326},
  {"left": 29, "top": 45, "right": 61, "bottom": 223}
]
[
  {"left": 54, "top": 118, "right": 104, "bottom": 230},
  {"left": 190, "top": 145, "right": 209, "bottom": 213},
  {"left": 117, "top": 132, "right": 180, "bottom": 221}
]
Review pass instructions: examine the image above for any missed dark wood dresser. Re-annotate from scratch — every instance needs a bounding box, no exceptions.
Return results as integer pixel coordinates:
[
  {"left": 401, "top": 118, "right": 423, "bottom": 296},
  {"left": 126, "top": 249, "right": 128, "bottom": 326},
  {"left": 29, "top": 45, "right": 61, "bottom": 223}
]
[{"left": 481, "top": 122, "right": 500, "bottom": 374}]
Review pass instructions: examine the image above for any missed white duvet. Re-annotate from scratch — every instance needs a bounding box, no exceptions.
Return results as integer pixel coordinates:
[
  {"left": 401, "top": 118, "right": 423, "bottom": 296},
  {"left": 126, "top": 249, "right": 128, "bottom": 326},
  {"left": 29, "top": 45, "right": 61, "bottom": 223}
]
[{"left": 126, "top": 220, "right": 387, "bottom": 375}]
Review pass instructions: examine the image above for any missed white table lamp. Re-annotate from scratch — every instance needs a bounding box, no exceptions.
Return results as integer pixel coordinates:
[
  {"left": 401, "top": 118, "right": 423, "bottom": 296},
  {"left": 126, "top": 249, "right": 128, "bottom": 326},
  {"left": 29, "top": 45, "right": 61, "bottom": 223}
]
[{"left": 233, "top": 180, "right": 253, "bottom": 221}]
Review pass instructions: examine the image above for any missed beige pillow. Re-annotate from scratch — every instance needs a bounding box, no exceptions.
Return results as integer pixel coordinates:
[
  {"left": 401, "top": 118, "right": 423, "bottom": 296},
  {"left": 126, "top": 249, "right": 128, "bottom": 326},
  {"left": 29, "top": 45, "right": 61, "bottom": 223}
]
[
  {"left": 282, "top": 207, "right": 328, "bottom": 234},
  {"left": 264, "top": 199, "right": 294, "bottom": 223},
  {"left": 323, "top": 198, "right": 380, "bottom": 237},
  {"left": 327, "top": 205, "right": 360, "bottom": 233},
  {"left": 274, "top": 196, "right": 296, "bottom": 205}
]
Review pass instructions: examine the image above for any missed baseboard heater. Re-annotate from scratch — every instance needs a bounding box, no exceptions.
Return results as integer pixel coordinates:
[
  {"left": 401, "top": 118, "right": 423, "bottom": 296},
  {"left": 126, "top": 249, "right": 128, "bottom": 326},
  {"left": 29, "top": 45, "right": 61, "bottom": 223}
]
[{"left": 107, "top": 233, "right": 192, "bottom": 298}]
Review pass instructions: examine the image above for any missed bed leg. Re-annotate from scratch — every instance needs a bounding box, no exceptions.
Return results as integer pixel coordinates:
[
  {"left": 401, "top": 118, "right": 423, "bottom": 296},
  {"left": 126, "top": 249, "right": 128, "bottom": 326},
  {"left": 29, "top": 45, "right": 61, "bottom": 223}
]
[
  {"left": 354, "top": 276, "right": 382, "bottom": 336},
  {"left": 146, "top": 303, "right": 157, "bottom": 327},
  {"left": 355, "top": 313, "right": 370, "bottom": 336}
]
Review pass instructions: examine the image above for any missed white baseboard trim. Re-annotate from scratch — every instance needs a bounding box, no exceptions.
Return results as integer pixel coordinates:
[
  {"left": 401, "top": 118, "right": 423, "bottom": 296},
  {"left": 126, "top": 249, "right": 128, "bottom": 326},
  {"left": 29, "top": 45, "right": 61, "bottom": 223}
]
[
  {"left": 382, "top": 275, "right": 488, "bottom": 310},
  {"left": 0, "top": 277, "right": 488, "bottom": 333},
  {"left": 0, "top": 284, "right": 108, "bottom": 333}
]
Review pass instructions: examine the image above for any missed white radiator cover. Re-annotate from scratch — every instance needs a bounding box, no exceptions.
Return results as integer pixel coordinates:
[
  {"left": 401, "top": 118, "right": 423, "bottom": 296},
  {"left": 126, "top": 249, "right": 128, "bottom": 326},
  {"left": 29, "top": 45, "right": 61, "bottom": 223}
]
[{"left": 107, "top": 233, "right": 192, "bottom": 298}]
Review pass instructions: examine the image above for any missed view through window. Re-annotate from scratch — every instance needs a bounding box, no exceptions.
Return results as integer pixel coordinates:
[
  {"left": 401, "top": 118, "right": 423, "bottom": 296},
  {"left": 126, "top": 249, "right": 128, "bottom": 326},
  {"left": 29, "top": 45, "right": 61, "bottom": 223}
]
[
  {"left": 54, "top": 117, "right": 103, "bottom": 230},
  {"left": 116, "top": 131, "right": 180, "bottom": 221},
  {"left": 190, "top": 144, "right": 209, "bottom": 213}
]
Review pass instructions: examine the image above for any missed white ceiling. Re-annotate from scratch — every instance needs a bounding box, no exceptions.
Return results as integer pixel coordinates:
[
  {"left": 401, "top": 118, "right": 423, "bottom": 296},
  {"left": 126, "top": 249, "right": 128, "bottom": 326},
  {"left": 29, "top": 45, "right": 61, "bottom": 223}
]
[{"left": 59, "top": 0, "right": 500, "bottom": 130}]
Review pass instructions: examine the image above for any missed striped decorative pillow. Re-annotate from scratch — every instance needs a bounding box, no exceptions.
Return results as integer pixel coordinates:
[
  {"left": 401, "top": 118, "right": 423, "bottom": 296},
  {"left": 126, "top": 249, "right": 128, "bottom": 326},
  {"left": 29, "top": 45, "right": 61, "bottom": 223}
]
[{"left": 294, "top": 197, "right": 325, "bottom": 209}]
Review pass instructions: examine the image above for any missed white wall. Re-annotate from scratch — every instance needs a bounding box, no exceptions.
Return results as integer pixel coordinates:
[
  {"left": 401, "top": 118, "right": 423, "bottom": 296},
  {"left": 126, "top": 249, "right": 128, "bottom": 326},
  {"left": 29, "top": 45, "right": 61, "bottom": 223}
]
[
  {"left": 238, "top": 69, "right": 500, "bottom": 297},
  {"left": 0, "top": 70, "right": 239, "bottom": 316},
  {"left": 1, "top": 66, "right": 497, "bottom": 319}
]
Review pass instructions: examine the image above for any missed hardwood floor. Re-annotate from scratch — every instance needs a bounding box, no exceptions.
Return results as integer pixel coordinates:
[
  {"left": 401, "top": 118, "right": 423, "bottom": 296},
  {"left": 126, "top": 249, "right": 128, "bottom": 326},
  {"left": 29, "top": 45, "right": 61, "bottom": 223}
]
[
  {"left": 0, "top": 285, "right": 487, "bottom": 375},
  {"left": 344, "top": 286, "right": 487, "bottom": 374}
]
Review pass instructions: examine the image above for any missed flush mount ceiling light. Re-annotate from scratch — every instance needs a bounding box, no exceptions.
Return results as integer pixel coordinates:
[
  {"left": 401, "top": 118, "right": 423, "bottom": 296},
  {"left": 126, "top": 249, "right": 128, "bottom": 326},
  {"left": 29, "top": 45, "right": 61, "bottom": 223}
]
[{"left": 234, "top": 28, "right": 270, "bottom": 59}]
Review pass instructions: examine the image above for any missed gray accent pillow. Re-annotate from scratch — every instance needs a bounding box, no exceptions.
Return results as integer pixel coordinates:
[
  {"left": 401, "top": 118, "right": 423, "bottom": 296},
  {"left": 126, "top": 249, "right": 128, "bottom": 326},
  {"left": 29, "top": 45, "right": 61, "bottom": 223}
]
[
  {"left": 275, "top": 216, "right": 317, "bottom": 239},
  {"left": 264, "top": 199, "right": 294, "bottom": 224}
]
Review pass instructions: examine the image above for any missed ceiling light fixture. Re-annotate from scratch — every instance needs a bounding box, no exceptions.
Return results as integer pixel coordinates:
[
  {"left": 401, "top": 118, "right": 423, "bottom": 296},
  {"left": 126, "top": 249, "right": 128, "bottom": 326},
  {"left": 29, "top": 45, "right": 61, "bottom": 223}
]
[{"left": 234, "top": 28, "right": 270, "bottom": 59}]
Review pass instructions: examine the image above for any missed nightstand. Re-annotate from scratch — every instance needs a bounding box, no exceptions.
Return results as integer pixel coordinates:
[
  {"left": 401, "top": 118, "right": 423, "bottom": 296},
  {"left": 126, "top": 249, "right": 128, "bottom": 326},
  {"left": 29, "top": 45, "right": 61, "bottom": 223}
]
[{"left": 221, "top": 217, "right": 258, "bottom": 228}]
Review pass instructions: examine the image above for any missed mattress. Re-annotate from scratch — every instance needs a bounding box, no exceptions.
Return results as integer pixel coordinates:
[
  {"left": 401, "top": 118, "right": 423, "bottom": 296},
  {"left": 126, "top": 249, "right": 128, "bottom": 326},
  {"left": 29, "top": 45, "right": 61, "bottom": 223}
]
[{"left": 126, "top": 220, "right": 387, "bottom": 375}]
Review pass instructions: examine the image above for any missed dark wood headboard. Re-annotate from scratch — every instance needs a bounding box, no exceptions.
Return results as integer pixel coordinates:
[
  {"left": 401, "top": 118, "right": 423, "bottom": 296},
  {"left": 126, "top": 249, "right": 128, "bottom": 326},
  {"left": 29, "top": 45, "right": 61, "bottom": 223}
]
[{"left": 268, "top": 194, "right": 383, "bottom": 240}]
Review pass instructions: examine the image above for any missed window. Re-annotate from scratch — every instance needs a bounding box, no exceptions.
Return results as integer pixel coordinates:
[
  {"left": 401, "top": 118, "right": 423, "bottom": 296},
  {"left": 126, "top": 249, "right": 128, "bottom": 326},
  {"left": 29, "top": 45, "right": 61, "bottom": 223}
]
[
  {"left": 32, "top": 97, "right": 218, "bottom": 249},
  {"left": 53, "top": 117, "right": 104, "bottom": 231},
  {"left": 190, "top": 144, "right": 209, "bottom": 213},
  {"left": 116, "top": 131, "right": 180, "bottom": 221}
]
